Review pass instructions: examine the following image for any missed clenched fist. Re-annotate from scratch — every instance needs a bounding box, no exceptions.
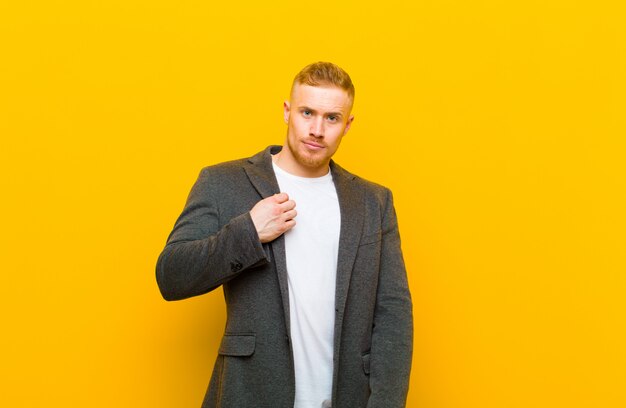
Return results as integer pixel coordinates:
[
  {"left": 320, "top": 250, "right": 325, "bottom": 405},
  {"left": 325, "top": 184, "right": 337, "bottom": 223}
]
[{"left": 250, "top": 193, "right": 297, "bottom": 243}]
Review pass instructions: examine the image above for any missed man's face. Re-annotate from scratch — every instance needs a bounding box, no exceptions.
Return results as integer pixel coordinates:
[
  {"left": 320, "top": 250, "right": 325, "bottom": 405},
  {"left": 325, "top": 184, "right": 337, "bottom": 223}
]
[{"left": 282, "top": 83, "right": 354, "bottom": 175}]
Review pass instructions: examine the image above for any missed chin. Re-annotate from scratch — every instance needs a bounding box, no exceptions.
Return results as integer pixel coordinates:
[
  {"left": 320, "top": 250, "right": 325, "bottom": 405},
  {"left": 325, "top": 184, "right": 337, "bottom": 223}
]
[{"left": 295, "top": 150, "right": 327, "bottom": 168}]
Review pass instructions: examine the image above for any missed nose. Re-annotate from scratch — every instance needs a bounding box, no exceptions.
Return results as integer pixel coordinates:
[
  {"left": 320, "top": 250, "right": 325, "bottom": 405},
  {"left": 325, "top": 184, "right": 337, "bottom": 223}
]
[{"left": 309, "top": 117, "right": 324, "bottom": 138}]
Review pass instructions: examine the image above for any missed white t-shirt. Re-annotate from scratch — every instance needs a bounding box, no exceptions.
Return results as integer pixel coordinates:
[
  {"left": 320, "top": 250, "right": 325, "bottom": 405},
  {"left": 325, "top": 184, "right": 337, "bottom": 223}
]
[{"left": 272, "top": 161, "right": 341, "bottom": 408}]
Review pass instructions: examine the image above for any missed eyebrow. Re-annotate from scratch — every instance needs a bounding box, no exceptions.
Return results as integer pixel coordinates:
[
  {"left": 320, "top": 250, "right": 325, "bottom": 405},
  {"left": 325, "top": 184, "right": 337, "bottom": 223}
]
[{"left": 299, "top": 106, "right": 344, "bottom": 117}]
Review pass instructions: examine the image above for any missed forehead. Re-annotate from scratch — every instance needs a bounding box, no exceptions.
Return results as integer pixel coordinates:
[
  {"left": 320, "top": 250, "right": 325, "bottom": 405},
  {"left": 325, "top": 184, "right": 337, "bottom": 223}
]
[{"left": 290, "top": 84, "right": 353, "bottom": 113}]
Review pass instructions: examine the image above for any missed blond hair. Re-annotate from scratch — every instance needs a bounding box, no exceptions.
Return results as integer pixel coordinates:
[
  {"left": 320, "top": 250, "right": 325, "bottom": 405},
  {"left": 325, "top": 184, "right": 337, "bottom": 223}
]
[{"left": 292, "top": 61, "right": 355, "bottom": 102}]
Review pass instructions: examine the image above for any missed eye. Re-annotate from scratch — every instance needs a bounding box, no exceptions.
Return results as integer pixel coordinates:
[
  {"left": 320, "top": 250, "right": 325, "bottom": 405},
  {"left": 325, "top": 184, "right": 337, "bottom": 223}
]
[
  {"left": 303, "top": 110, "right": 312, "bottom": 117},
  {"left": 327, "top": 115, "right": 338, "bottom": 122}
]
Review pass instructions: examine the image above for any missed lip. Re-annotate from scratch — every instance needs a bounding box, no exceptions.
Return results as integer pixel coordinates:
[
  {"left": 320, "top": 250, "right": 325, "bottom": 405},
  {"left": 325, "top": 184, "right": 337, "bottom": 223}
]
[{"left": 303, "top": 141, "right": 324, "bottom": 150}]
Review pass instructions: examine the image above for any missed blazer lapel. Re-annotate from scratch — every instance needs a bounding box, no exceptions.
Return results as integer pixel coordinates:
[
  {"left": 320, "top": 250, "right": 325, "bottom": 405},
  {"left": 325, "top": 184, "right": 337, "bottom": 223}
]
[
  {"left": 330, "top": 160, "right": 365, "bottom": 351},
  {"left": 244, "top": 146, "right": 282, "bottom": 199},
  {"left": 243, "top": 146, "right": 292, "bottom": 335}
]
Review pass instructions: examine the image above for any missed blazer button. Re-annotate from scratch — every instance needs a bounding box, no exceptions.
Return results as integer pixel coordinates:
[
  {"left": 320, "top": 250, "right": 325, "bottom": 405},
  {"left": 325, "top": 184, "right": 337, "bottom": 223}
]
[{"left": 230, "top": 261, "right": 243, "bottom": 272}]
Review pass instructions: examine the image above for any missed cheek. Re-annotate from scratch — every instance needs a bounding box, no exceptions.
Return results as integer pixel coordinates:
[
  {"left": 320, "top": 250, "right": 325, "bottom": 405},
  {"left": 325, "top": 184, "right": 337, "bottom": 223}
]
[
  {"left": 328, "top": 131, "right": 345, "bottom": 147},
  {"left": 289, "top": 119, "right": 306, "bottom": 136}
]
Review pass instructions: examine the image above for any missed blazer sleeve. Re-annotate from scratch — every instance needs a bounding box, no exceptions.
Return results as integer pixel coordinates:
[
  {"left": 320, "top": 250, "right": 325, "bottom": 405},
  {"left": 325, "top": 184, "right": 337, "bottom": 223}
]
[
  {"left": 155, "top": 167, "right": 269, "bottom": 301},
  {"left": 367, "top": 188, "right": 414, "bottom": 407}
]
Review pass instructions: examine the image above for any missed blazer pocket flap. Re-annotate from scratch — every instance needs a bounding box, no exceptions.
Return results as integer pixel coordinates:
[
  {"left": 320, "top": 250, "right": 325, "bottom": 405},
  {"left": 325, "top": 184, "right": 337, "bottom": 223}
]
[
  {"left": 362, "top": 352, "right": 371, "bottom": 375},
  {"left": 359, "top": 230, "right": 382, "bottom": 246},
  {"left": 219, "top": 334, "right": 256, "bottom": 356}
]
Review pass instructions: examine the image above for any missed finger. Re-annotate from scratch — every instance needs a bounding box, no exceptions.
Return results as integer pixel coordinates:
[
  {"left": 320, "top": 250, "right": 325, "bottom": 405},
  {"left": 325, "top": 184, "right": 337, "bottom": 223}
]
[
  {"left": 284, "top": 219, "right": 296, "bottom": 230},
  {"left": 273, "top": 192, "right": 289, "bottom": 203},
  {"left": 279, "top": 199, "right": 296, "bottom": 211},
  {"left": 282, "top": 209, "right": 297, "bottom": 220}
]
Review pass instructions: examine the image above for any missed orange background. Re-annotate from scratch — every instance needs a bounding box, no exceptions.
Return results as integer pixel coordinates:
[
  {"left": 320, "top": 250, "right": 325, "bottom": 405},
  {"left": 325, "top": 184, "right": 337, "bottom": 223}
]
[{"left": 1, "top": 0, "right": 625, "bottom": 406}]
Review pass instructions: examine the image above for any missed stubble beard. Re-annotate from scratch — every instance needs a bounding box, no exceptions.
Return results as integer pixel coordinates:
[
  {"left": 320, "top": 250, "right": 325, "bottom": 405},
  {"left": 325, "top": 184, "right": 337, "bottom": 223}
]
[{"left": 286, "top": 136, "right": 328, "bottom": 169}]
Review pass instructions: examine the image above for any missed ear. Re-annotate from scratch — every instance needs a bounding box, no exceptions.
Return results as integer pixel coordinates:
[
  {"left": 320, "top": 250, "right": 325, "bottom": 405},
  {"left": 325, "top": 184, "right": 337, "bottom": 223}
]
[
  {"left": 283, "top": 101, "right": 290, "bottom": 124},
  {"left": 343, "top": 115, "right": 355, "bottom": 135}
]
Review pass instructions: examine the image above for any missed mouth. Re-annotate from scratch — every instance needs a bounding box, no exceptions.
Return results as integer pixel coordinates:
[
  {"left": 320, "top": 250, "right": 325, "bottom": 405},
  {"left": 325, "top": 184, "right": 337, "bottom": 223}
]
[{"left": 303, "top": 141, "right": 324, "bottom": 150}]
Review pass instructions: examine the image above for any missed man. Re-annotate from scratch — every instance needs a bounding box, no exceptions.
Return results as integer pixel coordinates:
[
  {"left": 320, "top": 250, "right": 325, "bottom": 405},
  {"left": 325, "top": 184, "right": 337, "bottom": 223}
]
[{"left": 156, "top": 62, "right": 413, "bottom": 408}]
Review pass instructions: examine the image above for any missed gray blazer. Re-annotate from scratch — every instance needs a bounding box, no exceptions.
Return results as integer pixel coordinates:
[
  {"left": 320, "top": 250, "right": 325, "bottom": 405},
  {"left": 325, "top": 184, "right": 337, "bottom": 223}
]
[{"left": 156, "top": 145, "right": 413, "bottom": 408}]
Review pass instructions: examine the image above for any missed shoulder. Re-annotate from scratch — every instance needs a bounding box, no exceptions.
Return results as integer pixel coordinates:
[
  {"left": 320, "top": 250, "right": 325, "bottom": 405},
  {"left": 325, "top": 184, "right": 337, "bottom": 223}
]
[
  {"left": 356, "top": 176, "right": 396, "bottom": 219},
  {"left": 334, "top": 162, "right": 393, "bottom": 206},
  {"left": 339, "top": 168, "right": 400, "bottom": 230},
  {"left": 197, "top": 157, "right": 249, "bottom": 179},
  {"left": 355, "top": 175, "right": 391, "bottom": 196},
  {"left": 196, "top": 146, "right": 273, "bottom": 180},
  {"left": 187, "top": 157, "right": 251, "bottom": 198}
]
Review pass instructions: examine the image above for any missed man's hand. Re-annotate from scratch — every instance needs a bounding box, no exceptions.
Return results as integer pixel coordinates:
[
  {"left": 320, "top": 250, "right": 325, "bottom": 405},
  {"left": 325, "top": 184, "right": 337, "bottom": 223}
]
[{"left": 250, "top": 193, "right": 297, "bottom": 243}]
